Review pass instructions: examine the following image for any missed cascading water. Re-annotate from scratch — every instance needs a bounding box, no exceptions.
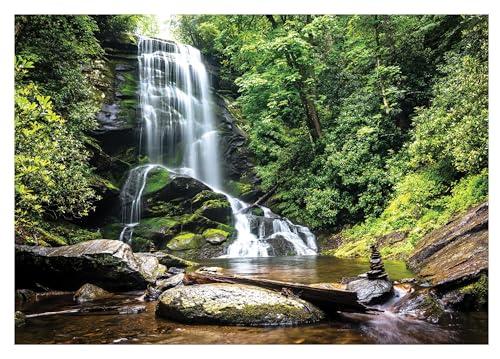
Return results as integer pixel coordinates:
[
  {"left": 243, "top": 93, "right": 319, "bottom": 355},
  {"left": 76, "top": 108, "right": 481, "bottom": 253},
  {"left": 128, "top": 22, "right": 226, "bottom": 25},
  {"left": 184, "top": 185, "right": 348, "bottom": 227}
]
[
  {"left": 118, "top": 36, "right": 317, "bottom": 257},
  {"left": 119, "top": 164, "right": 166, "bottom": 243}
]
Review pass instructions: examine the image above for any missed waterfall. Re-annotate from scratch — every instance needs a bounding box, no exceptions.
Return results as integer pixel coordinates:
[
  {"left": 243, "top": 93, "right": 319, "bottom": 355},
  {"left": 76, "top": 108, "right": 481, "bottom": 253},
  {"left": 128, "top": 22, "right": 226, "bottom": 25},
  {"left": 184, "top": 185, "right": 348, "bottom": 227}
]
[
  {"left": 138, "top": 37, "right": 221, "bottom": 189},
  {"left": 118, "top": 36, "right": 317, "bottom": 257}
]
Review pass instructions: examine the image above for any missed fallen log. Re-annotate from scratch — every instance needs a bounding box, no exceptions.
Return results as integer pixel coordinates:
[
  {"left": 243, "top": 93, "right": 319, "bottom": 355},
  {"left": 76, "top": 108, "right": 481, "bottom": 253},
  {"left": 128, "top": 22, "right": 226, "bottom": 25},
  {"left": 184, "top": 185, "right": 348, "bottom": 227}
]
[{"left": 184, "top": 272, "right": 371, "bottom": 313}]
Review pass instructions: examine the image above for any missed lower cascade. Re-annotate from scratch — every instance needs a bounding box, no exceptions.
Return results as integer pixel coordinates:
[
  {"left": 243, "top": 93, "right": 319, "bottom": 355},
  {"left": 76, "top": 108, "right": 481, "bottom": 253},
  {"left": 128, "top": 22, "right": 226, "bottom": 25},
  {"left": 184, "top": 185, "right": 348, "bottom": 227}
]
[{"left": 118, "top": 36, "right": 317, "bottom": 257}]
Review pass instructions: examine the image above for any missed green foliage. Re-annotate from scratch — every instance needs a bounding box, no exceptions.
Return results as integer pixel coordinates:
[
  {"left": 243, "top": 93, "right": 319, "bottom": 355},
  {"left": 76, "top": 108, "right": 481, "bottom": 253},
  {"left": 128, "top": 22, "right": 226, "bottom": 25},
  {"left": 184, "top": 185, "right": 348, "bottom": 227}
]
[
  {"left": 409, "top": 54, "right": 488, "bottom": 174},
  {"left": 443, "top": 169, "right": 488, "bottom": 216},
  {"left": 460, "top": 274, "right": 488, "bottom": 308},
  {"left": 15, "top": 60, "right": 101, "bottom": 242},
  {"left": 328, "top": 169, "right": 488, "bottom": 259},
  {"left": 15, "top": 15, "right": 103, "bottom": 132},
  {"left": 168, "top": 15, "right": 487, "bottom": 257}
]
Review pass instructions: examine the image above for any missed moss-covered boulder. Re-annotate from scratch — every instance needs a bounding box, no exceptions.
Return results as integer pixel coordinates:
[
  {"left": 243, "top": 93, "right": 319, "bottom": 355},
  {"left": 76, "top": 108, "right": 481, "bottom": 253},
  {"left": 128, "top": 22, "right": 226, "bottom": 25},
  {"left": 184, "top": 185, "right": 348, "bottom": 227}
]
[
  {"left": 102, "top": 174, "right": 236, "bottom": 261},
  {"left": 156, "top": 283, "right": 324, "bottom": 326},
  {"left": 152, "top": 175, "right": 211, "bottom": 206},
  {"left": 15, "top": 240, "right": 163, "bottom": 291},
  {"left": 202, "top": 228, "right": 230, "bottom": 244},
  {"left": 195, "top": 198, "right": 232, "bottom": 223},
  {"left": 143, "top": 167, "right": 170, "bottom": 195},
  {"left": 166, "top": 232, "right": 204, "bottom": 251}
]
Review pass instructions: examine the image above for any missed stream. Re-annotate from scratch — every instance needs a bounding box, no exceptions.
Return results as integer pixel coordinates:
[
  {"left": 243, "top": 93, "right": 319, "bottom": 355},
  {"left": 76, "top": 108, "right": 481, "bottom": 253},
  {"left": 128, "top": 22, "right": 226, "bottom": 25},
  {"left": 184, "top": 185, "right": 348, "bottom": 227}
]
[{"left": 15, "top": 256, "right": 487, "bottom": 344}]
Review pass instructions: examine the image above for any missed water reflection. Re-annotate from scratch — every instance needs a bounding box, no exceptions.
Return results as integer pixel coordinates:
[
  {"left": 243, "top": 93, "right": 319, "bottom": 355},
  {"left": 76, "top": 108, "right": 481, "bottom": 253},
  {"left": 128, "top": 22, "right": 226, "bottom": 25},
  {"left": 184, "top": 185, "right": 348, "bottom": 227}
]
[{"left": 200, "top": 255, "right": 415, "bottom": 284}]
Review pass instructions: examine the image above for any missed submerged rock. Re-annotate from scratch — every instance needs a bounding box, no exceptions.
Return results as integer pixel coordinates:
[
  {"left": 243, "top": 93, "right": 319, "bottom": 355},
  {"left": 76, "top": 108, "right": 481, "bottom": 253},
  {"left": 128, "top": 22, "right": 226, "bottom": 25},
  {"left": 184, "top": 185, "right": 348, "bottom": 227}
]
[
  {"left": 15, "top": 240, "right": 163, "bottom": 291},
  {"left": 407, "top": 202, "right": 488, "bottom": 288},
  {"left": 156, "top": 283, "right": 324, "bottom": 326},
  {"left": 345, "top": 278, "right": 393, "bottom": 305},
  {"left": 74, "top": 283, "right": 113, "bottom": 303}
]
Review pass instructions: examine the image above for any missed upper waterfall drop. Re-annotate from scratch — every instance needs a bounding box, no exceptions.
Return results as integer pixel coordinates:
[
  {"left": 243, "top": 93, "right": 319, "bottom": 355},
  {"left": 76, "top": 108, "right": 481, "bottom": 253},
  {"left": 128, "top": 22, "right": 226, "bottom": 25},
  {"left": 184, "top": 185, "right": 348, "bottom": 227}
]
[
  {"left": 119, "top": 36, "right": 318, "bottom": 257},
  {"left": 138, "top": 37, "right": 222, "bottom": 190}
]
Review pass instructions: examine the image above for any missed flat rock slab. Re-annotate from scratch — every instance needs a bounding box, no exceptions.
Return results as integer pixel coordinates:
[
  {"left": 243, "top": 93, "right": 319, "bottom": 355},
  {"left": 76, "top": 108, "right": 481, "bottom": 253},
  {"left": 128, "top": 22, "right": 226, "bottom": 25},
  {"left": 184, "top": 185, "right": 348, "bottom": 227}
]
[
  {"left": 346, "top": 278, "right": 393, "bottom": 305},
  {"left": 407, "top": 202, "right": 488, "bottom": 288},
  {"left": 156, "top": 283, "right": 324, "bottom": 326},
  {"left": 16, "top": 240, "right": 163, "bottom": 291}
]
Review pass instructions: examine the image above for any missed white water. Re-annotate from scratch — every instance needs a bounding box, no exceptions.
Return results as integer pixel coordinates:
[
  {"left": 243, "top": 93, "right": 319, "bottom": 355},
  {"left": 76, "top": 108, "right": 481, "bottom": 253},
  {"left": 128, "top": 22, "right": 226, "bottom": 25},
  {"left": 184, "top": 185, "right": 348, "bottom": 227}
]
[
  {"left": 119, "top": 36, "right": 317, "bottom": 257},
  {"left": 119, "top": 164, "right": 167, "bottom": 243}
]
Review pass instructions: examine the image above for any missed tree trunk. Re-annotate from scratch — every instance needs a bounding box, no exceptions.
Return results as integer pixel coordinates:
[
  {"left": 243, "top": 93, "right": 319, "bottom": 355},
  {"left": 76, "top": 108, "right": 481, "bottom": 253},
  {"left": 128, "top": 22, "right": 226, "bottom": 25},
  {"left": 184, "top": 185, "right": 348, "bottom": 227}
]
[
  {"left": 265, "top": 15, "right": 323, "bottom": 142},
  {"left": 374, "top": 16, "right": 391, "bottom": 116}
]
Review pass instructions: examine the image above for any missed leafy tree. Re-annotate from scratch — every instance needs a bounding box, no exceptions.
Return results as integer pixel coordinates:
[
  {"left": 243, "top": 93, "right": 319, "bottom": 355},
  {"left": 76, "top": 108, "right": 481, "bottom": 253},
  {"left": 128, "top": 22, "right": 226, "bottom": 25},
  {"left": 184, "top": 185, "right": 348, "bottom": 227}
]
[
  {"left": 15, "top": 57, "right": 101, "bottom": 242},
  {"left": 15, "top": 15, "right": 103, "bottom": 132}
]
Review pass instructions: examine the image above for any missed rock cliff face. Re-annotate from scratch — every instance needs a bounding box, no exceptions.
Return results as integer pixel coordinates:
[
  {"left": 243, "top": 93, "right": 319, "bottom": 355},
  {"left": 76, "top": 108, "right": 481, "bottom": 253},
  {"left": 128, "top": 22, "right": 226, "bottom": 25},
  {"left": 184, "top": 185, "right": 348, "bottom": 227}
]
[
  {"left": 407, "top": 202, "right": 488, "bottom": 289},
  {"left": 392, "top": 202, "right": 488, "bottom": 323},
  {"left": 81, "top": 36, "right": 140, "bottom": 228}
]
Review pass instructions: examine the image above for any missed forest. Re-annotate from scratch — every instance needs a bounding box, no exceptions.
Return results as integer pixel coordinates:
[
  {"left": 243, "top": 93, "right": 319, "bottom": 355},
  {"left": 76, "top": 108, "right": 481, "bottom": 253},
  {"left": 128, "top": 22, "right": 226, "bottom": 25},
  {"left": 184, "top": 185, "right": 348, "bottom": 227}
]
[{"left": 14, "top": 14, "right": 488, "bottom": 344}]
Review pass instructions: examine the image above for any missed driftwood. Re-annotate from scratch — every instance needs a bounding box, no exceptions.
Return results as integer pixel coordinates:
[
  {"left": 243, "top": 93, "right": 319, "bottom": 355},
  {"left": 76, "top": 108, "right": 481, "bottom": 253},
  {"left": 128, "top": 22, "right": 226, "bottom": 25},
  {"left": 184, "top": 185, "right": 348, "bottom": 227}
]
[
  {"left": 24, "top": 305, "right": 146, "bottom": 318},
  {"left": 184, "top": 272, "right": 370, "bottom": 313}
]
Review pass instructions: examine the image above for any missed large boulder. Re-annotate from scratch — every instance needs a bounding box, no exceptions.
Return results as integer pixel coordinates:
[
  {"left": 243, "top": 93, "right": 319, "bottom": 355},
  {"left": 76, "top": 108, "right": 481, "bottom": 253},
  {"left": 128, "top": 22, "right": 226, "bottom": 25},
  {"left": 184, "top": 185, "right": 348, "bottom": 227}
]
[
  {"left": 407, "top": 202, "right": 488, "bottom": 288},
  {"left": 15, "top": 240, "right": 165, "bottom": 291},
  {"left": 156, "top": 283, "right": 324, "bottom": 326}
]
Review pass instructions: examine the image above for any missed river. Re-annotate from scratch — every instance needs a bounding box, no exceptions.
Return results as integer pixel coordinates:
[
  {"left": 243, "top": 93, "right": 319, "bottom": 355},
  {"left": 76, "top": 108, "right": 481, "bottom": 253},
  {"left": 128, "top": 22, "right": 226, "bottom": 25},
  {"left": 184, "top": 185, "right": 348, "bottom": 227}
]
[{"left": 15, "top": 255, "right": 487, "bottom": 344}]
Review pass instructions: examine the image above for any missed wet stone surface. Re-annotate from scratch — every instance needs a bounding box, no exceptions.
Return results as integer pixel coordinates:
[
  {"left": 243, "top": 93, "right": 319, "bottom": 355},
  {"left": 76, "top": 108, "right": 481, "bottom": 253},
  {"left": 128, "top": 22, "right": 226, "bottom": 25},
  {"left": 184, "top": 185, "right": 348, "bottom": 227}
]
[{"left": 156, "top": 283, "right": 324, "bottom": 326}]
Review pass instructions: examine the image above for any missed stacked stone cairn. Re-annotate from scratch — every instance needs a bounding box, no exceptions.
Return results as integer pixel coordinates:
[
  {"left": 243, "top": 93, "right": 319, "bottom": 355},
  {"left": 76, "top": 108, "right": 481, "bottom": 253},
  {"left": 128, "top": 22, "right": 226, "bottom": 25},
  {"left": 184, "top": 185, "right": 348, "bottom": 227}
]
[{"left": 366, "top": 245, "right": 388, "bottom": 280}]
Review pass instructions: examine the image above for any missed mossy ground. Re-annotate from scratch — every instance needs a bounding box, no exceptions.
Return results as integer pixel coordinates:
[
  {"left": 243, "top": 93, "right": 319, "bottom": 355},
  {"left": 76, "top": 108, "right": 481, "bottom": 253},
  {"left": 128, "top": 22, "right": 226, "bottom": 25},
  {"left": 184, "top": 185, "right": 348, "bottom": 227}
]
[
  {"left": 226, "top": 179, "right": 254, "bottom": 198},
  {"left": 29, "top": 221, "right": 102, "bottom": 247}
]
